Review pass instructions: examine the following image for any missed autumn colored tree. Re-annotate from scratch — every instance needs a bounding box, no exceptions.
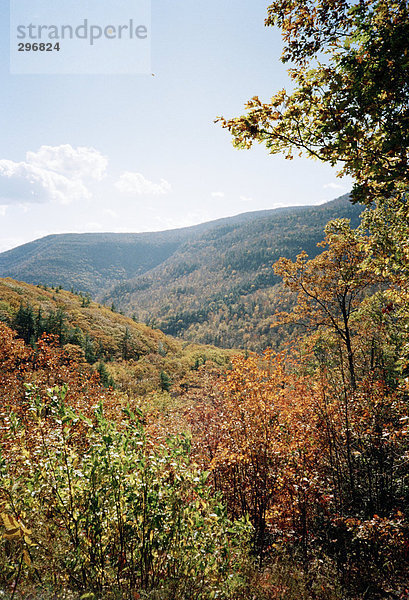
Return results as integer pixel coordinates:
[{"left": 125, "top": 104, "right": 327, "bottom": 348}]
[
  {"left": 273, "top": 219, "right": 378, "bottom": 389},
  {"left": 188, "top": 351, "right": 326, "bottom": 560},
  {"left": 206, "top": 352, "right": 286, "bottom": 554},
  {"left": 0, "top": 322, "right": 121, "bottom": 431},
  {"left": 189, "top": 343, "right": 409, "bottom": 595},
  {"left": 0, "top": 324, "right": 252, "bottom": 599},
  {"left": 218, "top": 0, "right": 409, "bottom": 397},
  {"left": 358, "top": 197, "right": 409, "bottom": 378},
  {"left": 219, "top": 0, "right": 409, "bottom": 206},
  {"left": 215, "top": 4, "right": 409, "bottom": 593}
]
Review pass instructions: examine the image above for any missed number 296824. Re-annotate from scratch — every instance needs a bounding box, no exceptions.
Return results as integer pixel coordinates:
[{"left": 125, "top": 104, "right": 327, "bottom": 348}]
[{"left": 18, "top": 42, "right": 61, "bottom": 52}]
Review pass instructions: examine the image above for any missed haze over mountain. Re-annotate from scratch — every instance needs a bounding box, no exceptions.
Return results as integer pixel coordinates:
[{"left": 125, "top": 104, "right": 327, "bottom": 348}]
[{"left": 0, "top": 195, "right": 362, "bottom": 349}]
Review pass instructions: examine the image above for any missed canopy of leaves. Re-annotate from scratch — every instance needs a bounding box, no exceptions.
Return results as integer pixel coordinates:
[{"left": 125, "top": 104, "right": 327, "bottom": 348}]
[{"left": 219, "top": 1, "right": 409, "bottom": 205}]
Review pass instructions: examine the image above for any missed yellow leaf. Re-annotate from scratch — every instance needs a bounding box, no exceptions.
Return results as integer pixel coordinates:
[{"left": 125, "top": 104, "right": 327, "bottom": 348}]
[
  {"left": 1, "top": 512, "right": 19, "bottom": 531},
  {"left": 3, "top": 528, "right": 22, "bottom": 540},
  {"left": 23, "top": 549, "right": 32, "bottom": 567},
  {"left": 20, "top": 524, "right": 32, "bottom": 536}
]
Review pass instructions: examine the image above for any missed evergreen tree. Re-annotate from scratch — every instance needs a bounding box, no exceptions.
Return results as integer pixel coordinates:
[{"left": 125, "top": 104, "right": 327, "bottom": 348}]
[
  {"left": 121, "top": 327, "right": 132, "bottom": 361},
  {"left": 13, "top": 303, "right": 35, "bottom": 344},
  {"left": 84, "top": 334, "right": 96, "bottom": 364},
  {"left": 96, "top": 361, "right": 115, "bottom": 388},
  {"left": 35, "top": 307, "right": 45, "bottom": 340},
  {"left": 160, "top": 370, "right": 172, "bottom": 392}
]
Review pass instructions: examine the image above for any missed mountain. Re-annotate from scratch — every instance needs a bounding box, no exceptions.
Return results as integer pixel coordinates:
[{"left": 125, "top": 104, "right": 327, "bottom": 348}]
[
  {"left": 0, "top": 231, "right": 190, "bottom": 295},
  {"left": 103, "top": 195, "right": 363, "bottom": 350},
  {"left": 0, "top": 206, "right": 315, "bottom": 295},
  {"left": 0, "top": 195, "right": 363, "bottom": 350}
]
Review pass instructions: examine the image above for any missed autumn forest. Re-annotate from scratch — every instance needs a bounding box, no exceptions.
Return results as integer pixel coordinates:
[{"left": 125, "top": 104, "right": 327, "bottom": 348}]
[{"left": 1, "top": 1, "right": 409, "bottom": 599}]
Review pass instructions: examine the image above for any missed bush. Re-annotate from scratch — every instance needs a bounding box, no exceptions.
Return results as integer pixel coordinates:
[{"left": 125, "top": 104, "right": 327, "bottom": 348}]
[{"left": 0, "top": 385, "right": 251, "bottom": 599}]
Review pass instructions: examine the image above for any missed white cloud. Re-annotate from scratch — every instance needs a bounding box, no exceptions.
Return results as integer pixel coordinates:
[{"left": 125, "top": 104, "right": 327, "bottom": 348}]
[
  {"left": 0, "top": 145, "right": 108, "bottom": 206},
  {"left": 0, "top": 159, "right": 90, "bottom": 205},
  {"left": 239, "top": 195, "right": 253, "bottom": 203},
  {"left": 211, "top": 191, "right": 225, "bottom": 198},
  {"left": 115, "top": 172, "right": 171, "bottom": 196},
  {"left": 323, "top": 182, "right": 345, "bottom": 190},
  {"left": 27, "top": 145, "right": 108, "bottom": 180},
  {"left": 0, "top": 205, "right": 7, "bottom": 216}
]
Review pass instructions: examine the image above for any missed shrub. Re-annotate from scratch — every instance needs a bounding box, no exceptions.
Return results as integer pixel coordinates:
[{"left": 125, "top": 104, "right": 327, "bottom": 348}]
[{"left": 0, "top": 385, "right": 251, "bottom": 599}]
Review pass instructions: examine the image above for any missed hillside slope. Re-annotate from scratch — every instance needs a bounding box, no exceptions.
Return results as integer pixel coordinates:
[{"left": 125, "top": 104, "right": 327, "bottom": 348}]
[
  {"left": 104, "top": 195, "right": 363, "bottom": 350},
  {"left": 0, "top": 278, "right": 232, "bottom": 395},
  {"left": 0, "top": 195, "right": 363, "bottom": 350},
  {"left": 0, "top": 231, "right": 190, "bottom": 295},
  {"left": 0, "top": 196, "right": 359, "bottom": 296},
  {"left": 0, "top": 207, "right": 308, "bottom": 295}
]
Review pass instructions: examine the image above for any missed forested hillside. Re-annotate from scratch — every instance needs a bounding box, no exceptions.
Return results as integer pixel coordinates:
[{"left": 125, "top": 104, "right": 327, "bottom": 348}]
[
  {"left": 105, "top": 195, "right": 362, "bottom": 349},
  {"left": 0, "top": 277, "right": 232, "bottom": 396},
  {"left": 0, "top": 203, "right": 333, "bottom": 295},
  {"left": 0, "top": 196, "right": 362, "bottom": 351},
  {"left": 0, "top": 231, "right": 190, "bottom": 295},
  {"left": 0, "top": 195, "right": 362, "bottom": 351},
  {"left": 0, "top": 196, "right": 359, "bottom": 297},
  {"left": 1, "top": 1, "right": 408, "bottom": 599}
]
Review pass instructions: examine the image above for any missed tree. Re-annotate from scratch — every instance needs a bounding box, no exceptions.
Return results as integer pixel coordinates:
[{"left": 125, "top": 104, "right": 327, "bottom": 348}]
[
  {"left": 196, "top": 352, "right": 288, "bottom": 555},
  {"left": 44, "top": 307, "right": 67, "bottom": 345},
  {"left": 97, "top": 361, "right": 115, "bottom": 389},
  {"left": 84, "top": 334, "right": 96, "bottom": 364},
  {"left": 218, "top": 1, "right": 409, "bottom": 206},
  {"left": 121, "top": 327, "right": 132, "bottom": 361},
  {"left": 359, "top": 197, "right": 409, "bottom": 378},
  {"left": 160, "top": 370, "right": 172, "bottom": 392},
  {"left": 273, "top": 219, "right": 376, "bottom": 389},
  {"left": 12, "top": 303, "right": 35, "bottom": 345}
]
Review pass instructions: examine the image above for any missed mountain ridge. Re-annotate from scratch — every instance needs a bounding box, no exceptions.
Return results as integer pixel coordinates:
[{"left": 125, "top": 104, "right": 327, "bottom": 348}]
[
  {"left": 0, "top": 194, "right": 363, "bottom": 350},
  {"left": 102, "top": 194, "right": 363, "bottom": 349},
  {"left": 0, "top": 195, "right": 355, "bottom": 293}
]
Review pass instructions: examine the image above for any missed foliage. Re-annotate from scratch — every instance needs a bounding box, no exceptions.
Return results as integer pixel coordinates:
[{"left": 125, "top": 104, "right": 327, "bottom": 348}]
[
  {"left": 180, "top": 212, "right": 409, "bottom": 597},
  {"left": 1, "top": 3, "right": 409, "bottom": 597},
  {"left": 0, "top": 386, "right": 251, "bottom": 599},
  {"left": 0, "top": 279, "right": 233, "bottom": 396},
  {"left": 188, "top": 346, "right": 409, "bottom": 597},
  {"left": 105, "top": 197, "right": 362, "bottom": 350},
  {"left": 0, "top": 198, "right": 362, "bottom": 352},
  {"left": 219, "top": 1, "right": 409, "bottom": 206},
  {"left": 97, "top": 361, "right": 116, "bottom": 389},
  {"left": 273, "top": 219, "right": 378, "bottom": 389},
  {"left": 159, "top": 371, "right": 172, "bottom": 392}
]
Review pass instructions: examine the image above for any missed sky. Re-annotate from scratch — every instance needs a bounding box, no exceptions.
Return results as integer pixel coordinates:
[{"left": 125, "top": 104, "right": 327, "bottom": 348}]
[{"left": 0, "top": 0, "right": 352, "bottom": 252}]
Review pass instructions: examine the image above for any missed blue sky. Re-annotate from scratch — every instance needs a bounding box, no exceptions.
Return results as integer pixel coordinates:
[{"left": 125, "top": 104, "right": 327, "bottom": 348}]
[{"left": 0, "top": 0, "right": 351, "bottom": 251}]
